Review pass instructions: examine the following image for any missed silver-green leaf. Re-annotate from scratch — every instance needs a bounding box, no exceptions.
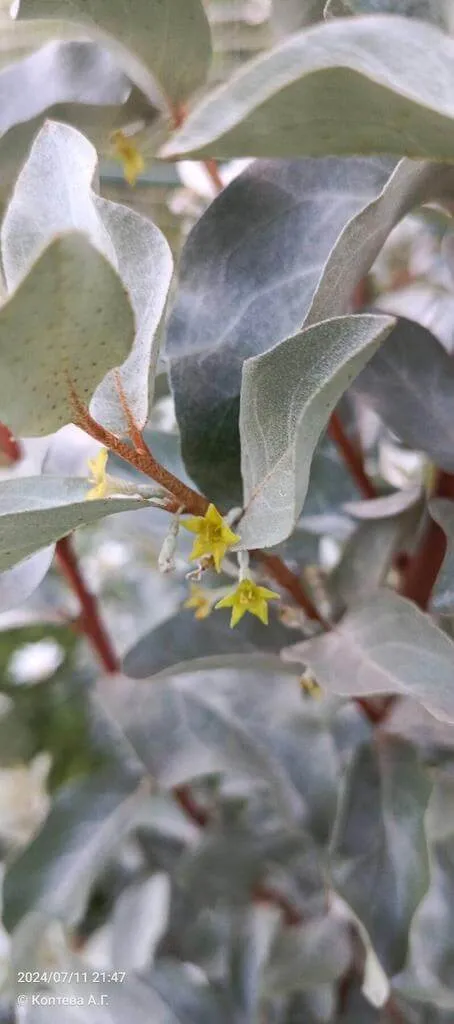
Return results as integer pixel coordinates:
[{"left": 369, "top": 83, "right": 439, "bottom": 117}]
[
  {"left": 353, "top": 317, "right": 454, "bottom": 473},
  {"left": 19, "top": 0, "right": 212, "bottom": 106},
  {"left": 0, "top": 232, "right": 135, "bottom": 436},
  {"left": 0, "top": 547, "right": 54, "bottom": 612},
  {"left": 238, "top": 314, "right": 394, "bottom": 549},
  {"left": 331, "top": 738, "right": 431, "bottom": 974},
  {"left": 429, "top": 499, "right": 454, "bottom": 615},
  {"left": 167, "top": 155, "right": 395, "bottom": 502},
  {"left": 2, "top": 120, "right": 173, "bottom": 432},
  {"left": 0, "top": 476, "right": 146, "bottom": 571},
  {"left": 3, "top": 770, "right": 153, "bottom": 931},
  {"left": 162, "top": 16, "right": 454, "bottom": 160},
  {"left": 284, "top": 590, "right": 454, "bottom": 724}
]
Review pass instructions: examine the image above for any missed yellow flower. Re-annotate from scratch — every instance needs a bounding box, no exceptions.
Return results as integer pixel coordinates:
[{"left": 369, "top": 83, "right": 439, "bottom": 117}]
[
  {"left": 182, "top": 504, "right": 240, "bottom": 573},
  {"left": 215, "top": 578, "right": 279, "bottom": 628},
  {"left": 300, "top": 675, "right": 323, "bottom": 699},
  {"left": 86, "top": 447, "right": 109, "bottom": 500},
  {"left": 184, "top": 584, "right": 213, "bottom": 620},
  {"left": 111, "top": 130, "right": 145, "bottom": 186}
]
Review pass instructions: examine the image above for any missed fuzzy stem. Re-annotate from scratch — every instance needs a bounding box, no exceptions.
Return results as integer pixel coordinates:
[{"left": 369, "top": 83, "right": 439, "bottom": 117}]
[{"left": 70, "top": 391, "right": 208, "bottom": 516}]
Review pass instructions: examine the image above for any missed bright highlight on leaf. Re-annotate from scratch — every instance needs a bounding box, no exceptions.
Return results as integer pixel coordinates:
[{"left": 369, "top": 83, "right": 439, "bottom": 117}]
[
  {"left": 86, "top": 448, "right": 109, "bottom": 501},
  {"left": 215, "top": 578, "right": 279, "bottom": 628},
  {"left": 182, "top": 503, "right": 240, "bottom": 572},
  {"left": 111, "top": 130, "right": 145, "bottom": 186},
  {"left": 183, "top": 584, "right": 213, "bottom": 620}
]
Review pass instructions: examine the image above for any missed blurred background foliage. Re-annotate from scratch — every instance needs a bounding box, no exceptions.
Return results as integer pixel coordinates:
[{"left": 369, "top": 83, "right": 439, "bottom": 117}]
[{"left": 1, "top": 1, "right": 454, "bottom": 1022}]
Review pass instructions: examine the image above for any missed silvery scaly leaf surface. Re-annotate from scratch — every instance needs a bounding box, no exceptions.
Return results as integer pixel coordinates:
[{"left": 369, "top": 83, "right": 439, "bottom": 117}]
[
  {"left": 2, "top": 120, "right": 173, "bottom": 433},
  {"left": 238, "top": 314, "right": 394, "bottom": 548},
  {"left": 330, "top": 738, "right": 431, "bottom": 975},
  {"left": 18, "top": 0, "right": 212, "bottom": 107},
  {"left": 162, "top": 17, "right": 454, "bottom": 160},
  {"left": 167, "top": 155, "right": 454, "bottom": 506},
  {"left": 284, "top": 590, "right": 454, "bottom": 724},
  {"left": 0, "top": 476, "right": 147, "bottom": 572}
]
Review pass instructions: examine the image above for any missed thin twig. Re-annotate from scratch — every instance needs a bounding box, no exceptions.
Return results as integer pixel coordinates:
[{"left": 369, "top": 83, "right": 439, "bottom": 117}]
[
  {"left": 328, "top": 411, "right": 377, "bottom": 499},
  {"left": 399, "top": 469, "right": 454, "bottom": 609},
  {"left": 256, "top": 551, "right": 322, "bottom": 623},
  {"left": 203, "top": 158, "right": 224, "bottom": 192},
  {"left": 69, "top": 384, "right": 208, "bottom": 516},
  {"left": 55, "top": 536, "right": 119, "bottom": 674}
]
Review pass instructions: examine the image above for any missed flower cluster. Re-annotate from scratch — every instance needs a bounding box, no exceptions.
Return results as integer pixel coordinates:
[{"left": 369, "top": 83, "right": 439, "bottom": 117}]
[
  {"left": 182, "top": 505, "right": 279, "bottom": 627},
  {"left": 85, "top": 456, "right": 279, "bottom": 627}
]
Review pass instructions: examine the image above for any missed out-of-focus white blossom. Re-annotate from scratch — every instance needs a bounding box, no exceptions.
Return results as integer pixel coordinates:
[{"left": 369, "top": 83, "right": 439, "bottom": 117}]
[
  {"left": 8, "top": 639, "right": 64, "bottom": 685},
  {"left": 0, "top": 753, "right": 51, "bottom": 846}
]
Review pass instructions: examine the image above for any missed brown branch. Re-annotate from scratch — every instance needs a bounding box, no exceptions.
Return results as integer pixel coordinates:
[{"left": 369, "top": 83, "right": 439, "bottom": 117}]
[
  {"left": 256, "top": 551, "right": 322, "bottom": 622},
  {"left": 328, "top": 411, "right": 377, "bottom": 499},
  {"left": 399, "top": 469, "right": 454, "bottom": 609},
  {"left": 70, "top": 387, "right": 209, "bottom": 516},
  {"left": 55, "top": 536, "right": 119, "bottom": 674},
  {"left": 173, "top": 785, "right": 209, "bottom": 828}
]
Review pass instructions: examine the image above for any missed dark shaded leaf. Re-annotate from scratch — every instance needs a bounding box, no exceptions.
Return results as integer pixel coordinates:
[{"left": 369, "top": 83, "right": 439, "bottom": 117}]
[
  {"left": 354, "top": 318, "right": 454, "bottom": 473},
  {"left": 167, "top": 156, "right": 394, "bottom": 501},
  {"left": 122, "top": 607, "right": 294, "bottom": 680},
  {"left": 330, "top": 738, "right": 431, "bottom": 974}
]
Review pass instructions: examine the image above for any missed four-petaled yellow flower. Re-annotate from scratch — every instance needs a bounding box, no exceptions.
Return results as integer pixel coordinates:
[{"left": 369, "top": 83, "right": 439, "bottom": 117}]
[
  {"left": 111, "top": 130, "right": 145, "bottom": 186},
  {"left": 182, "top": 504, "right": 240, "bottom": 573},
  {"left": 215, "top": 578, "right": 280, "bottom": 628},
  {"left": 86, "top": 447, "right": 109, "bottom": 500},
  {"left": 184, "top": 584, "right": 213, "bottom": 620}
]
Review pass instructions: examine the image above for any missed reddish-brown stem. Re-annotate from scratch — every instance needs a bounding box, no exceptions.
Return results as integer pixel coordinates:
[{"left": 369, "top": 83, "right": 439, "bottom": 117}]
[
  {"left": 55, "top": 536, "right": 119, "bottom": 674},
  {"left": 203, "top": 158, "right": 223, "bottom": 192},
  {"left": 399, "top": 469, "right": 454, "bottom": 609},
  {"left": 355, "top": 696, "right": 395, "bottom": 724},
  {"left": 170, "top": 102, "right": 223, "bottom": 196},
  {"left": 69, "top": 385, "right": 209, "bottom": 516},
  {"left": 252, "top": 882, "right": 302, "bottom": 927},
  {"left": 0, "top": 421, "right": 21, "bottom": 464},
  {"left": 328, "top": 411, "right": 377, "bottom": 499},
  {"left": 384, "top": 998, "right": 408, "bottom": 1024},
  {"left": 173, "top": 785, "right": 209, "bottom": 827},
  {"left": 256, "top": 551, "right": 321, "bottom": 622}
]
